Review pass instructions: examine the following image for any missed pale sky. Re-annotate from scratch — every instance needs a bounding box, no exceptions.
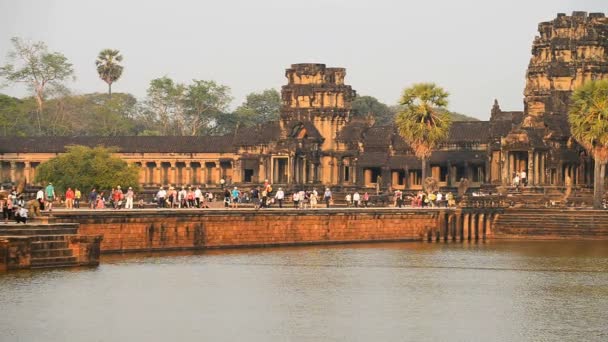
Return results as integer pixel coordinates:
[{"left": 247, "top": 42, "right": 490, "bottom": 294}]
[{"left": 0, "top": 0, "right": 605, "bottom": 119}]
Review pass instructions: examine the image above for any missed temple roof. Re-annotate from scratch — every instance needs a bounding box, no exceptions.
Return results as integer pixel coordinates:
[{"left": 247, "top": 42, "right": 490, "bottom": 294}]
[{"left": 0, "top": 136, "right": 235, "bottom": 154}]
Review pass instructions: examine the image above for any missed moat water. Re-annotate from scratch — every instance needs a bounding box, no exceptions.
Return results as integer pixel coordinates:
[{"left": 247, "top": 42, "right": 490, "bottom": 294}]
[{"left": 1, "top": 240, "right": 607, "bottom": 341}]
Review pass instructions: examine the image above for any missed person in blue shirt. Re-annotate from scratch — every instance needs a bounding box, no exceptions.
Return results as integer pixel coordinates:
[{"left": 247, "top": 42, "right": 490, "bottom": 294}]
[{"left": 231, "top": 187, "right": 240, "bottom": 208}]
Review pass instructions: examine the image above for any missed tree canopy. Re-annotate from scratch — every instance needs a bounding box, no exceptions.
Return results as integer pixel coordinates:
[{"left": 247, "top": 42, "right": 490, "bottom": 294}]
[
  {"left": 34, "top": 145, "right": 140, "bottom": 194},
  {"left": 95, "top": 49, "right": 123, "bottom": 96},
  {"left": 234, "top": 89, "right": 281, "bottom": 127},
  {"left": 395, "top": 83, "right": 452, "bottom": 181},
  {"left": 568, "top": 79, "right": 608, "bottom": 208},
  {"left": 352, "top": 95, "right": 394, "bottom": 125},
  {"left": 0, "top": 37, "right": 74, "bottom": 134}
]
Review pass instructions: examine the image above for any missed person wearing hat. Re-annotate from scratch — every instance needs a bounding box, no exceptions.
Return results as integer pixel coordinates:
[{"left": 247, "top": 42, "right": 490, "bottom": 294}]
[
  {"left": 125, "top": 186, "right": 135, "bottom": 209},
  {"left": 274, "top": 187, "right": 285, "bottom": 208},
  {"left": 323, "top": 188, "right": 332, "bottom": 208}
]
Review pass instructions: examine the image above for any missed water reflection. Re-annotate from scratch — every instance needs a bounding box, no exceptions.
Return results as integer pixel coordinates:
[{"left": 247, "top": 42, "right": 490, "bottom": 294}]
[{"left": 1, "top": 241, "right": 607, "bottom": 341}]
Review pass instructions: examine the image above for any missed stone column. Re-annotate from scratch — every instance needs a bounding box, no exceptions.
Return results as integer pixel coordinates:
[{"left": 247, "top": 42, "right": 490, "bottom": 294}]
[
  {"left": 154, "top": 161, "right": 162, "bottom": 185},
  {"left": 184, "top": 164, "right": 192, "bottom": 185},
  {"left": 478, "top": 213, "right": 485, "bottom": 240},
  {"left": 202, "top": 162, "right": 209, "bottom": 185},
  {"left": 24, "top": 162, "right": 31, "bottom": 184},
  {"left": 168, "top": 161, "right": 176, "bottom": 185},
  {"left": 215, "top": 162, "right": 222, "bottom": 185},
  {"left": 258, "top": 158, "right": 266, "bottom": 183},
  {"left": 501, "top": 151, "right": 509, "bottom": 186},
  {"left": 541, "top": 154, "right": 546, "bottom": 185},
  {"left": 138, "top": 162, "right": 146, "bottom": 185},
  {"left": 463, "top": 213, "right": 470, "bottom": 241},
  {"left": 455, "top": 212, "right": 463, "bottom": 241},
  {"left": 527, "top": 150, "right": 534, "bottom": 186},
  {"left": 233, "top": 159, "right": 242, "bottom": 184},
  {"left": 9, "top": 162, "right": 16, "bottom": 183}
]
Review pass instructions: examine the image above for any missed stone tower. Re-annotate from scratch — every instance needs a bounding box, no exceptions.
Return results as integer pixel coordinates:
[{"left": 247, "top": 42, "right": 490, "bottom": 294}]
[
  {"left": 280, "top": 63, "right": 356, "bottom": 150},
  {"left": 523, "top": 11, "right": 608, "bottom": 130}
]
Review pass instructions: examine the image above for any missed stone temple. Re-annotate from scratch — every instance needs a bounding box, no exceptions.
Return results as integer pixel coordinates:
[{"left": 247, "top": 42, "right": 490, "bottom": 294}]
[{"left": 0, "top": 12, "right": 607, "bottom": 194}]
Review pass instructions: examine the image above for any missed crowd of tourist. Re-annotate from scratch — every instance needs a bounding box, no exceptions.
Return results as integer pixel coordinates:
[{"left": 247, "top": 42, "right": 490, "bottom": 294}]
[
  {"left": 0, "top": 186, "right": 28, "bottom": 223},
  {"left": 1, "top": 176, "right": 461, "bottom": 220}
]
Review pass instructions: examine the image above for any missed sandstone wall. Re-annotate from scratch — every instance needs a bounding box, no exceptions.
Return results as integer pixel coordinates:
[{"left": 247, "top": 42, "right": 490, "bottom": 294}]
[{"left": 49, "top": 210, "right": 441, "bottom": 253}]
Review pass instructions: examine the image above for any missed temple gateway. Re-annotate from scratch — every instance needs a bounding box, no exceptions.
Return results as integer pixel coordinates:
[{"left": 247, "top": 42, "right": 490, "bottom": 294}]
[{"left": 1, "top": 12, "right": 607, "bottom": 194}]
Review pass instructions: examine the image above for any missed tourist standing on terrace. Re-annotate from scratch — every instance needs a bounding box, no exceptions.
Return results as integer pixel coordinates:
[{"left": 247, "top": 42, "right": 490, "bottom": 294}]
[
  {"left": 363, "top": 192, "right": 369, "bottom": 207},
  {"left": 89, "top": 189, "right": 97, "bottom": 209},
  {"left": 310, "top": 190, "right": 318, "bottom": 209},
  {"left": 194, "top": 186, "right": 202, "bottom": 208},
  {"left": 223, "top": 188, "right": 231, "bottom": 208},
  {"left": 520, "top": 170, "right": 527, "bottom": 186},
  {"left": 36, "top": 188, "right": 44, "bottom": 211},
  {"left": 292, "top": 191, "right": 300, "bottom": 208},
  {"left": 251, "top": 187, "right": 260, "bottom": 209},
  {"left": 323, "top": 188, "right": 332, "bottom": 208},
  {"left": 125, "top": 187, "right": 134, "bottom": 209},
  {"left": 45, "top": 182, "right": 56, "bottom": 211},
  {"left": 275, "top": 188, "right": 284, "bottom": 208},
  {"left": 65, "top": 187, "right": 75, "bottom": 209},
  {"left": 113, "top": 186, "right": 124, "bottom": 209},
  {"left": 74, "top": 188, "right": 81, "bottom": 208},
  {"left": 231, "top": 187, "right": 240, "bottom": 208},
  {"left": 156, "top": 187, "right": 166, "bottom": 208}
]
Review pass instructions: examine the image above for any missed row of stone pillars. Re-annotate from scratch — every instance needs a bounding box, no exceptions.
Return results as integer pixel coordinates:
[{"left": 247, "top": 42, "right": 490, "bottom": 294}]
[{"left": 425, "top": 211, "right": 495, "bottom": 242}]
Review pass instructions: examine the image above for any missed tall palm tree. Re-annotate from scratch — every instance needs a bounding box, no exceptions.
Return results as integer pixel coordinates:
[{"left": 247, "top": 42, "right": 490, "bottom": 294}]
[
  {"left": 95, "top": 49, "right": 123, "bottom": 96},
  {"left": 568, "top": 79, "right": 608, "bottom": 209},
  {"left": 395, "top": 83, "right": 451, "bottom": 183}
]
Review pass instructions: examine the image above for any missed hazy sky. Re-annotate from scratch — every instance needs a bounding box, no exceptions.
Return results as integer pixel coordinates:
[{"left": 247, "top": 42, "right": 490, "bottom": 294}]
[{"left": 0, "top": 0, "right": 605, "bottom": 119}]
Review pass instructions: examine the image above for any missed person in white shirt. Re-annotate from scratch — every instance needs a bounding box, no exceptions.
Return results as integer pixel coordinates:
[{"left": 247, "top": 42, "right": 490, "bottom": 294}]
[
  {"left": 125, "top": 187, "right": 135, "bottom": 209},
  {"left": 520, "top": 170, "right": 527, "bottom": 186},
  {"left": 353, "top": 192, "right": 361, "bottom": 207},
  {"left": 275, "top": 188, "right": 285, "bottom": 208},
  {"left": 156, "top": 187, "right": 166, "bottom": 208},
  {"left": 15, "top": 205, "right": 28, "bottom": 224},
  {"left": 194, "top": 187, "right": 203, "bottom": 208},
  {"left": 36, "top": 189, "right": 44, "bottom": 210}
]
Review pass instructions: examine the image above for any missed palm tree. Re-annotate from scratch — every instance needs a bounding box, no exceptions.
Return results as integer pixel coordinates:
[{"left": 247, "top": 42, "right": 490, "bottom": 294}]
[
  {"left": 568, "top": 79, "right": 608, "bottom": 209},
  {"left": 95, "top": 49, "right": 123, "bottom": 96},
  {"left": 395, "top": 83, "right": 451, "bottom": 183}
]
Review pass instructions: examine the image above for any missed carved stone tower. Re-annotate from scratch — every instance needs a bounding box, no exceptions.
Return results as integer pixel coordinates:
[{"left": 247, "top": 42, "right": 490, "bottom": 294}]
[
  {"left": 280, "top": 63, "right": 356, "bottom": 150},
  {"left": 523, "top": 11, "right": 608, "bottom": 129}
]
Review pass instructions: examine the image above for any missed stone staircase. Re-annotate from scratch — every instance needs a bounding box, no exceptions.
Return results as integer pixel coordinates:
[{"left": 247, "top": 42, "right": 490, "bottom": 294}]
[
  {"left": 494, "top": 209, "right": 608, "bottom": 239},
  {"left": 0, "top": 224, "right": 80, "bottom": 268}
]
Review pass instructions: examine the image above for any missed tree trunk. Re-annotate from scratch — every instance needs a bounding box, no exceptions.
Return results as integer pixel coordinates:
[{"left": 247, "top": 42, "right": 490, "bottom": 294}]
[
  {"left": 35, "top": 90, "right": 43, "bottom": 135},
  {"left": 108, "top": 82, "right": 112, "bottom": 97},
  {"left": 421, "top": 156, "right": 428, "bottom": 184},
  {"left": 593, "top": 160, "right": 605, "bottom": 209}
]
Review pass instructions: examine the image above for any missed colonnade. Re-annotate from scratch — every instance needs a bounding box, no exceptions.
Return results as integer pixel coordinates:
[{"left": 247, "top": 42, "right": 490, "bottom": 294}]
[
  {"left": 425, "top": 211, "right": 497, "bottom": 242},
  {"left": 0, "top": 161, "right": 39, "bottom": 185}
]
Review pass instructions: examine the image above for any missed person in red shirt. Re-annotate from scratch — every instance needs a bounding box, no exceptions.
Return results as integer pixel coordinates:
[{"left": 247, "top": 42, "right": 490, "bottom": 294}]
[
  {"left": 65, "top": 187, "right": 75, "bottom": 209},
  {"left": 113, "top": 186, "right": 124, "bottom": 209}
]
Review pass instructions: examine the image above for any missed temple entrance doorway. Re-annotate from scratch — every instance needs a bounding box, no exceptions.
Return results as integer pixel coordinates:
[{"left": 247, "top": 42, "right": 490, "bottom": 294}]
[{"left": 272, "top": 157, "right": 288, "bottom": 184}]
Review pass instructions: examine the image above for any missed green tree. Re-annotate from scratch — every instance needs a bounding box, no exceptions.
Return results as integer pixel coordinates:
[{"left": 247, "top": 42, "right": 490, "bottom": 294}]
[
  {"left": 184, "top": 80, "right": 232, "bottom": 135},
  {"left": 395, "top": 83, "right": 451, "bottom": 182},
  {"left": 0, "top": 37, "right": 74, "bottom": 134},
  {"left": 34, "top": 145, "right": 140, "bottom": 194},
  {"left": 234, "top": 89, "right": 280, "bottom": 126},
  {"left": 141, "top": 76, "right": 186, "bottom": 135},
  {"left": 95, "top": 49, "right": 123, "bottom": 96},
  {"left": 352, "top": 95, "right": 394, "bottom": 125},
  {"left": 568, "top": 79, "right": 608, "bottom": 209}
]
